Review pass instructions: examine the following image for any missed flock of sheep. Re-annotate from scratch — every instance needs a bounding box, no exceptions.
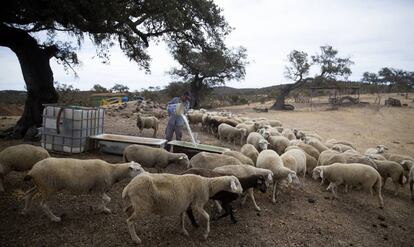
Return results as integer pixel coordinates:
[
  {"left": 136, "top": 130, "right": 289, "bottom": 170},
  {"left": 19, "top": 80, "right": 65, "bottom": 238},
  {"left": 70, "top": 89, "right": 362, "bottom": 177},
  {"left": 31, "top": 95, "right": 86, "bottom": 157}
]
[{"left": 0, "top": 108, "right": 413, "bottom": 245}]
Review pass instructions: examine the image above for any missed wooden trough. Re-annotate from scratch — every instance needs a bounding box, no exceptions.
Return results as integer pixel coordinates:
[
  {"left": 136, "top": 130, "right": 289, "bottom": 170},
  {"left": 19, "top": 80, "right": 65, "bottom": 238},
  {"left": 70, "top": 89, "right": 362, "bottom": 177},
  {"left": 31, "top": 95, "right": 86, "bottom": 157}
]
[
  {"left": 168, "top": 140, "right": 230, "bottom": 158},
  {"left": 88, "top": 134, "right": 167, "bottom": 155}
]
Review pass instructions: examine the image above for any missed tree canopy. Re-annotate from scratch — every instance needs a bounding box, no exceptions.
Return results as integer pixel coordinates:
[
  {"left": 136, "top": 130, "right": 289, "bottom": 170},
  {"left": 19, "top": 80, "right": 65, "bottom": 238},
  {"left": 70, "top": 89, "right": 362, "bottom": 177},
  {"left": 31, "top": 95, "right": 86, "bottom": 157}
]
[
  {"left": 169, "top": 44, "right": 248, "bottom": 107},
  {"left": 312, "top": 45, "right": 354, "bottom": 80}
]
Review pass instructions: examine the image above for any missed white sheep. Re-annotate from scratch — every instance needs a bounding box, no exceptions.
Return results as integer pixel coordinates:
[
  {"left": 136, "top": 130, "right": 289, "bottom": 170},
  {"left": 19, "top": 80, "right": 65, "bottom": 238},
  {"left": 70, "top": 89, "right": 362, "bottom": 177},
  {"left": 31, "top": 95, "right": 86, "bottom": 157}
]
[
  {"left": 281, "top": 148, "right": 307, "bottom": 179},
  {"left": 240, "top": 144, "right": 259, "bottom": 165},
  {"left": 408, "top": 165, "right": 414, "bottom": 201},
  {"left": 365, "top": 145, "right": 388, "bottom": 155},
  {"left": 236, "top": 122, "right": 261, "bottom": 135},
  {"left": 268, "top": 119, "right": 283, "bottom": 127},
  {"left": 318, "top": 150, "right": 377, "bottom": 169},
  {"left": 0, "top": 144, "right": 50, "bottom": 192},
  {"left": 267, "top": 135, "right": 290, "bottom": 155},
  {"left": 332, "top": 144, "right": 355, "bottom": 153},
  {"left": 246, "top": 132, "right": 269, "bottom": 152},
  {"left": 22, "top": 158, "right": 144, "bottom": 221},
  {"left": 312, "top": 163, "right": 384, "bottom": 208},
  {"left": 218, "top": 123, "right": 247, "bottom": 145},
  {"left": 187, "top": 111, "right": 204, "bottom": 126},
  {"left": 372, "top": 160, "right": 405, "bottom": 195},
  {"left": 306, "top": 138, "right": 329, "bottom": 153},
  {"left": 256, "top": 150, "right": 300, "bottom": 203},
  {"left": 281, "top": 129, "right": 296, "bottom": 140},
  {"left": 123, "top": 144, "right": 189, "bottom": 172},
  {"left": 285, "top": 145, "right": 317, "bottom": 176},
  {"left": 122, "top": 173, "right": 243, "bottom": 244},
  {"left": 213, "top": 164, "right": 273, "bottom": 211},
  {"left": 136, "top": 114, "right": 159, "bottom": 137},
  {"left": 189, "top": 152, "right": 242, "bottom": 170},
  {"left": 222, "top": 150, "right": 255, "bottom": 166},
  {"left": 325, "top": 139, "right": 355, "bottom": 149}
]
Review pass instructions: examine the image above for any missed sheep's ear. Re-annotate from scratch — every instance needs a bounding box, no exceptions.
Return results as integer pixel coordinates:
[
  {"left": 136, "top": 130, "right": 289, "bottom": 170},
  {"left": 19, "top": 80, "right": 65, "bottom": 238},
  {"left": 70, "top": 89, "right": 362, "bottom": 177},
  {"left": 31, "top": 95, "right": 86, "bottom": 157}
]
[
  {"left": 320, "top": 169, "right": 324, "bottom": 180},
  {"left": 230, "top": 179, "right": 238, "bottom": 192},
  {"left": 268, "top": 173, "right": 273, "bottom": 181}
]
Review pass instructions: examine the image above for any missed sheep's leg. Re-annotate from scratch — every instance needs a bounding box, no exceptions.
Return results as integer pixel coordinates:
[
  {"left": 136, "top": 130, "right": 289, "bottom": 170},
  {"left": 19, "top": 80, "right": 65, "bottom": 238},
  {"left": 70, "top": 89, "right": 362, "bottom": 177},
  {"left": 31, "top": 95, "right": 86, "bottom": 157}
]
[
  {"left": 409, "top": 181, "right": 413, "bottom": 201},
  {"left": 126, "top": 214, "right": 141, "bottom": 244},
  {"left": 185, "top": 208, "right": 200, "bottom": 228},
  {"left": 213, "top": 200, "right": 223, "bottom": 213},
  {"left": 344, "top": 185, "right": 349, "bottom": 193},
  {"left": 272, "top": 181, "right": 278, "bottom": 204},
  {"left": 393, "top": 182, "right": 400, "bottom": 196},
  {"left": 100, "top": 193, "right": 112, "bottom": 214},
  {"left": 240, "top": 192, "right": 248, "bottom": 206},
  {"left": 330, "top": 183, "right": 339, "bottom": 200},
  {"left": 40, "top": 198, "right": 61, "bottom": 222},
  {"left": 193, "top": 206, "right": 210, "bottom": 240},
  {"left": 180, "top": 212, "right": 189, "bottom": 237},
  {"left": 216, "top": 203, "right": 237, "bottom": 224},
  {"left": 21, "top": 187, "right": 38, "bottom": 214},
  {"left": 153, "top": 128, "right": 157, "bottom": 138},
  {"left": 248, "top": 189, "right": 261, "bottom": 211}
]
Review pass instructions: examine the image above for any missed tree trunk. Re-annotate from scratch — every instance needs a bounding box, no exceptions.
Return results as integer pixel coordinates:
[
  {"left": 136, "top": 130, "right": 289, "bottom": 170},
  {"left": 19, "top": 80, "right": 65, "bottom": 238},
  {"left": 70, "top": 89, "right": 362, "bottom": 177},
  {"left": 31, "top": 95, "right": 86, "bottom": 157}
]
[
  {"left": 190, "top": 77, "right": 203, "bottom": 109},
  {"left": 271, "top": 85, "right": 292, "bottom": 110},
  {"left": 0, "top": 24, "right": 58, "bottom": 139}
]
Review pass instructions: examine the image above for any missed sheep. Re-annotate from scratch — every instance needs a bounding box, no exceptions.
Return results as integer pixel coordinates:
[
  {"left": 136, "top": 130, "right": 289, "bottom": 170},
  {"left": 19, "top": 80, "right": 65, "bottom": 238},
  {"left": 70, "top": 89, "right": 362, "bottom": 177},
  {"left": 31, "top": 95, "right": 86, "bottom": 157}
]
[
  {"left": 372, "top": 160, "right": 405, "bottom": 195},
  {"left": 189, "top": 152, "right": 242, "bottom": 170},
  {"left": 306, "top": 138, "right": 329, "bottom": 153},
  {"left": 240, "top": 144, "right": 260, "bottom": 165},
  {"left": 365, "top": 145, "right": 389, "bottom": 155},
  {"left": 123, "top": 145, "right": 189, "bottom": 172},
  {"left": 281, "top": 148, "right": 307, "bottom": 179},
  {"left": 185, "top": 174, "right": 267, "bottom": 224},
  {"left": 246, "top": 132, "right": 269, "bottom": 152},
  {"left": 366, "top": 153, "right": 387, "bottom": 161},
  {"left": 256, "top": 150, "right": 300, "bottom": 203},
  {"left": 332, "top": 144, "right": 355, "bottom": 153},
  {"left": 318, "top": 150, "right": 377, "bottom": 169},
  {"left": 22, "top": 158, "right": 144, "bottom": 221},
  {"left": 401, "top": 160, "right": 414, "bottom": 181},
  {"left": 281, "top": 129, "right": 296, "bottom": 140},
  {"left": 236, "top": 122, "right": 261, "bottom": 135},
  {"left": 222, "top": 150, "right": 255, "bottom": 166},
  {"left": 304, "top": 133, "right": 323, "bottom": 142},
  {"left": 261, "top": 126, "right": 281, "bottom": 136},
  {"left": 268, "top": 119, "right": 283, "bottom": 127},
  {"left": 292, "top": 129, "right": 306, "bottom": 140},
  {"left": 218, "top": 123, "right": 247, "bottom": 145},
  {"left": 296, "top": 142, "right": 320, "bottom": 160},
  {"left": 136, "top": 114, "right": 159, "bottom": 137},
  {"left": 187, "top": 111, "right": 204, "bottom": 126},
  {"left": 312, "top": 163, "right": 384, "bottom": 208},
  {"left": 285, "top": 145, "right": 318, "bottom": 176},
  {"left": 325, "top": 139, "right": 356, "bottom": 149},
  {"left": 267, "top": 135, "right": 290, "bottom": 155},
  {"left": 0, "top": 144, "right": 50, "bottom": 192},
  {"left": 122, "top": 173, "right": 243, "bottom": 243},
  {"left": 213, "top": 164, "right": 273, "bottom": 211},
  {"left": 408, "top": 165, "right": 414, "bottom": 201}
]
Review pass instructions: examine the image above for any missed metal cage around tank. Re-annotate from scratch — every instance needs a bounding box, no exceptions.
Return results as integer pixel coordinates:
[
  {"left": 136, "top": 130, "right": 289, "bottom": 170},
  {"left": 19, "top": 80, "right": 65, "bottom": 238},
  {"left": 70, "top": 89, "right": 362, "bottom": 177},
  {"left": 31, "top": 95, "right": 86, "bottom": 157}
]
[{"left": 41, "top": 104, "right": 105, "bottom": 153}]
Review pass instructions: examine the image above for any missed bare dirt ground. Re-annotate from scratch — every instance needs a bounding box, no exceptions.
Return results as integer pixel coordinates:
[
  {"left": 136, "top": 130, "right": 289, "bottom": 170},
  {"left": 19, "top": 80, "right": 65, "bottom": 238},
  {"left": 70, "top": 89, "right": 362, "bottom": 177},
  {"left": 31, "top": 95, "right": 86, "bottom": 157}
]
[{"left": 0, "top": 94, "right": 413, "bottom": 247}]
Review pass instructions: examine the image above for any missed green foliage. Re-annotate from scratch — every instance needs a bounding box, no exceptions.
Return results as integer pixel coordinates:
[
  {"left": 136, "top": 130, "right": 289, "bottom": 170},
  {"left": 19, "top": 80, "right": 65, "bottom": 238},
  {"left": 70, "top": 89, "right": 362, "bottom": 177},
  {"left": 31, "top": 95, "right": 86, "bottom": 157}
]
[
  {"left": 284, "top": 50, "right": 310, "bottom": 81},
  {"left": 111, "top": 84, "right": 129, "bottom": 93},
  {"left": 165, "top": 82, "right": 190, "bottom": 98},
  {"left": 363, "top": 68, "right": 414, "bottom": 92},
  {"left": 91, "top": 84, "right": 109, "bottom": 93},
  {"left": 312, "top": 46, "right": 354, "bottom": 80},
  {"left": 1, "top": 0, "right": 231, "bottom": 72}
]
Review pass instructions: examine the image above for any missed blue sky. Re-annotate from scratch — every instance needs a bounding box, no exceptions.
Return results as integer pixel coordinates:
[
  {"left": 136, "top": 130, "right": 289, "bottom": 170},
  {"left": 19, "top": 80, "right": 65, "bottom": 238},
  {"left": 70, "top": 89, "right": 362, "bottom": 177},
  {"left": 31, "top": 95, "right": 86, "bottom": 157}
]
[{"left": 1, "top": 0, "right": 413, "bottom": 91}]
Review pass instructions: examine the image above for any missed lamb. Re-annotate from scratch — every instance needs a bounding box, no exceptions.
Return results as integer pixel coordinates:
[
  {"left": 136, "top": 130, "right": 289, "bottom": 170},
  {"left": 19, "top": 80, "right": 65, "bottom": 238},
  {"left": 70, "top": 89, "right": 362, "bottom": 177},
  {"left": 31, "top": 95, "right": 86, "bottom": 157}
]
[
  {"left": 312, "top": 163, "right": 384, "bottom": 208},
  {"left": 285, "top": 145, "right": 317, "bottom": 175},
  {"left": 123, "top": 145, "right": 189, "bottom": 172},
  {"left": 240, "top": 144, "right": 260, "bottom": 165},
  {"left": 223, "top": 150, "right": 255, "bottom": 166},
  {"left": 122, "top": 173, "right": 243, "bottom": 244},
  {"left": 268, "top": 119, "right": 283, "bottom": 127},
  {"left": 189, "top": 152, "right": 242, "bottom": 170},
  {"left": 185, "top": 174, "right": 267, "bottom": 224},
  {"left": 408, "top": 165, "right": 414, "bottom": 201},
  {"left": 267, "top": 135, "right": 290, "bottom": 155},
  {"left": 22, "top": 158, "right": 144, "bottom": 221},
  {"left": 136, "top": 114, "right": 159, "bottom": 137},
  {"left": 256, "top": 150, "right": 300, "bottom": 203},
  {"left": 281, "top": 148, "right": 307, "bottom": 179},
  {"left": 236, "top": 122, "right": 261, "bottom": 135},
  {"left": 281, "top": 128, "right": 296, "bottom": 140},
  {"left": 213, "top": 164, "right": 273, "bottom": 211},
  {"left": 0, "top": 144, "right": 50, "bottom": 192},
  {"left": 332, "top": 144, "right": 355, "bottom": 153},
  {"left": 401, "top": 160, "right": 414, "bottom": 181},
  {"left": 372, "top": 160, "right": 405, "bottom": 195},
  {"left": 246, "top": 132, "right": 269, "bottom": 152},
  {"left": 365, "top": 145, "right": 388, "bottom": 155},
  {"left": 187, "top": 111, "right": 204, "bottom": 126},
  {"left": 218, "top": 123, "right": 247, "bottom": 145}
]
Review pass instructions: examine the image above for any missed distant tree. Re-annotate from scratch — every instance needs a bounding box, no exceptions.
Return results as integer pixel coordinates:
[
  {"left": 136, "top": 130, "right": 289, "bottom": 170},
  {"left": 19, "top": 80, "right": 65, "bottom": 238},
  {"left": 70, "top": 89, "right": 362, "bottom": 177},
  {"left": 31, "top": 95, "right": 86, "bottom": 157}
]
[
  {"left": 91, "top": 84, "right": 108, "bottom": 93},
  {"left": 165, "top": 82, "right": 191, "bottom": 98},
  {"left": 170, "top": 44, "right": 248, "bottom": 108},
  {"left": 271, "top": 50, "right": 312, "bottom": 109},
  {"left": 111, "top": 84, "right": 129, "bottom": 93},
  {"left": 271, "top": 46, "right": 354, "bottom": 110},
  {"left": 0, "top": 0, "right": 231, "bottom": 138},
  {"left": 361, "top": 72, "right": 383, "bottom": 104},
  {"left": 54, "top": 82, "right": 80, "bottom": 104}
]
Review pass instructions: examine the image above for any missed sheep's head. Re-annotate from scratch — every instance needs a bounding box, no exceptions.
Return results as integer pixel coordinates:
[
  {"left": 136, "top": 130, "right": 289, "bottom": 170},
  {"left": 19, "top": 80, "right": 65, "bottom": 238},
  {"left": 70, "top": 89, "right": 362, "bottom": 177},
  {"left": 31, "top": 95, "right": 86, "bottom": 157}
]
[
  {"left": 253, "top": 122, "right": 261, "bottom": 130},
  {"left": 312, "top": 167, "right": 323, "bottom": 180},
  {"left": 239, "top": 128, "right": 248, "bottom": 138},
  {"left": 376, "top": 145, "right": 388, "bottom": 153},
  {"left": 177, "top": 154, "right": 190, "bottom": 167},
  {"left": 261, "top": 131, "right": 271, "bottom": 140},
  {"left": 258, "top": 139, "right": 269, "bottom": 151},
  {"left": 228, "top": 176, "right": 243, "bottom": 194},
  {"left": 401, "top": 160, "right": 414, "bottom": 171},
  {"left": 332, "top": 144, "right": 342, "bottom": 152},
  {"left": 255, "top": 175, "right": 267, "bottom": 193},
  {"left": 288, "top": 171, "right": 301, "bottom": 186},
  {"left": 128, "top": 162, "right": 145, "bottom": 177}
]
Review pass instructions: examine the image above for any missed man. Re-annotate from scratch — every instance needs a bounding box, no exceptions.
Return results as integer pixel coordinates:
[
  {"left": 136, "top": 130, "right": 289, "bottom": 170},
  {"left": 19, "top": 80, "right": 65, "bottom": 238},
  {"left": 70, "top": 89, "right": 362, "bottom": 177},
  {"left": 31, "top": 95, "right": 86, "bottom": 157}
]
[{"left": 165, "top": 91, "right": 191, "bottom": 142}]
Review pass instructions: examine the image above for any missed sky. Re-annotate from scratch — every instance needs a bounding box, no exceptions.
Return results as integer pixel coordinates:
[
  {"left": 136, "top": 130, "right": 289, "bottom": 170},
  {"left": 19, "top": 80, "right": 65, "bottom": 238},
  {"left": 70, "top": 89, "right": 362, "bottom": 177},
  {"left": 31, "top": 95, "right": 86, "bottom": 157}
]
[{"left": 1, "top": 0, "right": 414, "bottom": 91}]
